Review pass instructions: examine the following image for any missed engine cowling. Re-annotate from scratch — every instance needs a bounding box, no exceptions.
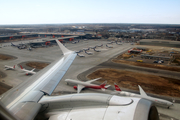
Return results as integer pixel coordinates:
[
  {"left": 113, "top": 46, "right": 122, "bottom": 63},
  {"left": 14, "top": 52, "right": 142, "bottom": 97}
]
[{"left": 38, "top": 93, "right": 159, "bottom": 120}]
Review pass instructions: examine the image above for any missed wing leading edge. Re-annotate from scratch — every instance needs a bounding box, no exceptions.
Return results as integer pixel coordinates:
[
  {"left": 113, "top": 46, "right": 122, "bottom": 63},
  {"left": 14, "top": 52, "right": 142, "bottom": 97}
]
[{"left": 0, "top": 40, "right": 77, "bottom": 120}]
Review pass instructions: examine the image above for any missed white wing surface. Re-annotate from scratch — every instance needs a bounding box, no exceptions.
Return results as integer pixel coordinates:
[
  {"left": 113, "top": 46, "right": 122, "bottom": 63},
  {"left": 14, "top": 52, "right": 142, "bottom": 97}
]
[{"left": 86, "top": 77, "right": 102, "bottom": 83}]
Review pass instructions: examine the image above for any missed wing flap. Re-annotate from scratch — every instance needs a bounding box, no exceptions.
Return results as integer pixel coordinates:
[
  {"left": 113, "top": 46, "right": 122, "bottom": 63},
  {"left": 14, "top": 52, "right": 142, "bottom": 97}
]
[
  {"left": 40, "top": 53, "right": 76, "bottom": 95},
  {"left": 40, "top": 71, "right": 66, "bottom": 95},
  {"left": 11, "top": 102, "right": 41, "bottom": 120},
  {"left": 21, "top": 91, "right": 44, "bottom": 102}
]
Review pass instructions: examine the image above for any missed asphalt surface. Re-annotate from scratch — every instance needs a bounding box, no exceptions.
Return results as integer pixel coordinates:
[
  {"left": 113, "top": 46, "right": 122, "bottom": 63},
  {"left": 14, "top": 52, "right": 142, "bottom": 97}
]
[{"left": 0, "top": 39, "right": 180, "bottom": 119}]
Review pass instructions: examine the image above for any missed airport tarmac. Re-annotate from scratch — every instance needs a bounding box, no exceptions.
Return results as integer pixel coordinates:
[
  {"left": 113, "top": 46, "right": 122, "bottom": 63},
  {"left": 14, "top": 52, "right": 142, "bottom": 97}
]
[
  {"left": 0, "top": 39, "right": 180, "bottom": 119},
  {"left": 0, "top": 39, "right": 130, "bottom": 86}
]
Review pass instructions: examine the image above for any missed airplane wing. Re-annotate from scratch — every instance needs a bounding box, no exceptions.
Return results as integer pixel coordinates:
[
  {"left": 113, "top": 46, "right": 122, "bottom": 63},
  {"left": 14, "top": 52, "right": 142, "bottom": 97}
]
[
  {"left": 105, "top": 85, "right": 111, "bottom": 88},
  {"left": 77, "top": 84, "right": 85, "bottom": 93},
  {"left": 86, "top": 77, "right": 102, "bottom": 83},
  {"left": 31, "top": 68, "right": 35, "bottom": 72},
  {"left": 4, "top": 68, "right": 9, "bottom": 70},
  {"left": 0, "top": 40, "right": 77, "bottom": 120}
]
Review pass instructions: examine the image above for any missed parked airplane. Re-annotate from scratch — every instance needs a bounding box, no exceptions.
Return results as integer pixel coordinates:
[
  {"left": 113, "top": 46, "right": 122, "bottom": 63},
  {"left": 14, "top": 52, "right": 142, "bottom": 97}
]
[
  {"left": 4, "top": 65, "right": 15, "bottom": 70},
  {"left": 19, "top": 65, "right": 36, "bottom": 75},
  {"left": 107, "top": 42, "right": 113, "bottom": 44},
  {"left": 65, "top": 78, "right": 111, "bottom": 93},
  {"left": 89, "top": 46, "right": 97, "bottom": 49},
  {"left": 72, "top": 40, "right": 79, "bottom": 44},
  {"left": 18, "top": 45, "right": 27, "bottom": 49},
  {"left": 83, "top": 48, "right": 90, "bottom": 51},
  {"left": 115, "top": 41, "right": 123, "bottom": 45},
  {"left": 27, "top": 47, "right": 32, "bottom": 51},
  {"left": 11, "top": 42, "right": 27, "bottom": 49},
  {"left": 85, "top": 50, "right": 93, "bottom": 55},
  {"left": 77, "top": 53, "right": 85, "bottom": 57},
  {"left": 93, "top": 48, "right": 101, "bottom": 52},
  {"left": 106, "top": 44, "right": 113, "bottom": 48},
  {"left": 11, "top": 43, "right": 19, "bottom": 47},
  {"left": 30, "top": 45, "right": 42, "bottom": 48},
  {"left": 0, "top": 40, "right": 160, "bottom": 120},
  {"left": 96, "top": 44, "right": 103, "bottom": 47},
  {"left": 75, "top": 50, "right": 83, "bottom": 53},
  {"left": 114, "top": 83, "right": 173, "bottom": 108}
]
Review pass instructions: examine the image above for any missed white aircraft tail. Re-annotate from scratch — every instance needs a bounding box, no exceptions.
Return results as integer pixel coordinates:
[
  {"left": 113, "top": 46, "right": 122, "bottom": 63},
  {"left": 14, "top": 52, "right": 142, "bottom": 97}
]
[
  {"left": 20, "top": 65, "right": 24, "bottom": 70},
  {"left": 138, "top": 85, "right": 148, "bottom": 97},
  {"left": 114, "top": 83, "right": 121, "bottom": 91},
  {"left": 56, "top": 40, "right": 73, "bottom": 55}
]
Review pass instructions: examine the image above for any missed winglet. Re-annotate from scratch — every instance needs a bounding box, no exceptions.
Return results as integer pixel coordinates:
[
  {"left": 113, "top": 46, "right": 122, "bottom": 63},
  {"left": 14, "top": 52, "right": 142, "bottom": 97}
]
[
  {"left": 138, "top": 85, "right": 148, "bottom": 97},
  {"left": 56, "top": 39, "right": 73, "bottom": 55},
  {"left": 114, "top": 83, "right": 121, "bottom": 91},
  {"left": 13, "top": 65, "right": 15, "bottom": 69}
]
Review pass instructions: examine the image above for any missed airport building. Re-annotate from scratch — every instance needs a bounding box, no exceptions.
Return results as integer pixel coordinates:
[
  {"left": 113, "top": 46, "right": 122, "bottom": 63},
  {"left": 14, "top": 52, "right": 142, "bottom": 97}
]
[
  {"left": 0, "top": 33, "right": 85, "bottom": 43},
  {"left": 139, "top": 39, "right": 180, "bottom": 48},
  {"left": 0, "top": 34, "right": 39, "bottom": 42}
]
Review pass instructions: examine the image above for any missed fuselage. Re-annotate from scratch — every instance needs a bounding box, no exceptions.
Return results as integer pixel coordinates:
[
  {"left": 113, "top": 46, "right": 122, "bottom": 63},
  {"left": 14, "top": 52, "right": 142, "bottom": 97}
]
[
  {"left": 22, "top": 69, "right": 36, "bottom": 75},
  {"left": 74, "top": 85, "right": 106, "bottom": 90},
  {"left": 97, "top": 44, "right": 103, "bottom": 47},
  {"left": 4, "top": 65, "right": 14, "bottom": 70},
  {"left": 65, "top": 79, "right": 106, "bottom": 89}
]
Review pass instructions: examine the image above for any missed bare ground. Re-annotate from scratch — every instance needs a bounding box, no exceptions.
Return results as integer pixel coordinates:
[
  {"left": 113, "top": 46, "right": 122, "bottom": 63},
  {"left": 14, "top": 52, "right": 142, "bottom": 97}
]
[
  {"left": 0, "top": 53, "right": 16, "bottom": 60},
  {"left": 0, "top": 82, "right": 12, "bottom": 95},
  {"left": 87, "top": 68, "right": 180, "bottom": 97},
  {"left": 112, "top": 59, "right": 180, "bottom": 72},
  {"left": 26, "top": 62, "right": 49, "bottom": 69}
]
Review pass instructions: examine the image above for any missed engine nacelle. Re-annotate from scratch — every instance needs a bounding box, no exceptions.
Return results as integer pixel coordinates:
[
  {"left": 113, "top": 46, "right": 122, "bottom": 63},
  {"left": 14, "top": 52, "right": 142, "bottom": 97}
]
[{"left": 38, "top": 93, "right": 159, "bottom": 120}]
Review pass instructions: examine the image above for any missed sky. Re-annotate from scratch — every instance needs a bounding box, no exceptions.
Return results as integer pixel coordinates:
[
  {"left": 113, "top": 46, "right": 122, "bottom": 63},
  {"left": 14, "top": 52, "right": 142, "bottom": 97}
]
[{"left": 0, "top": 0, "right": 180, "bottom": 25}]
